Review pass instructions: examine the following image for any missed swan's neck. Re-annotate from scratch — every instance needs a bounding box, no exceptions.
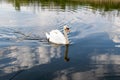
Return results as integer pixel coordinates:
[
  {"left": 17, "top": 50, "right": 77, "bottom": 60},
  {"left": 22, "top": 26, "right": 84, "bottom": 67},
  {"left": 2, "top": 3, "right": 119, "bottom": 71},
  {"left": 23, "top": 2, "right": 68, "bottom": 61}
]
[{"left": 64, "top": 30, "right": 69, "bottom": 44}]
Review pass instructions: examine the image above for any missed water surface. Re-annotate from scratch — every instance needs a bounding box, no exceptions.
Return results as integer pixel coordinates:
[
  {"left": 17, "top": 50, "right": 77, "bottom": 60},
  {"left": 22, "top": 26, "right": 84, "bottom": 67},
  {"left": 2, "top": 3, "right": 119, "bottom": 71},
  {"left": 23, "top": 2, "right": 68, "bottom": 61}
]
[{"left": 0, "top": 0, "right": 120, "bottom": 80}]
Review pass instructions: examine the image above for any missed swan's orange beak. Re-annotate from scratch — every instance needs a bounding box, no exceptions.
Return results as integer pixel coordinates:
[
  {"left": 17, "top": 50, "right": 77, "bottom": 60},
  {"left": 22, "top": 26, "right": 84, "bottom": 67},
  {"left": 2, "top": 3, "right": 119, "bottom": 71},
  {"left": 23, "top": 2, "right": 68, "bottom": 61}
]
[{"left": 65, "top": 28, "right": 70, "bottom": 32}]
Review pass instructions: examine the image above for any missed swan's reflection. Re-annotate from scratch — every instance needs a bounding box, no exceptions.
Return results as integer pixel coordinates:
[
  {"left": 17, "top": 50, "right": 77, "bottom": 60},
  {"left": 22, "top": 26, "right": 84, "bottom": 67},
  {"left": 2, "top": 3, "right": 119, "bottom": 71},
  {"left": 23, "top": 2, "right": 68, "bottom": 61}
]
[
  {"left": 64, "top": 44, "right": 70, "bottom": 62},
  {"left": 0, "top": 43, "right": 71, "bottom": 75}
]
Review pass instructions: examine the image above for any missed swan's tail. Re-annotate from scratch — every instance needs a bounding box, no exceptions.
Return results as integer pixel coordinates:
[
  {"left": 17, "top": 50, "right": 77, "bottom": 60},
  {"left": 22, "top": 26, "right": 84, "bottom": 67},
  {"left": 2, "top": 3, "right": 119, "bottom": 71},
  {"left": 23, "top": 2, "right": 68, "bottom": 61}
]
[{"left": 45, "top": 32, "right": 50, "bottom": 39}]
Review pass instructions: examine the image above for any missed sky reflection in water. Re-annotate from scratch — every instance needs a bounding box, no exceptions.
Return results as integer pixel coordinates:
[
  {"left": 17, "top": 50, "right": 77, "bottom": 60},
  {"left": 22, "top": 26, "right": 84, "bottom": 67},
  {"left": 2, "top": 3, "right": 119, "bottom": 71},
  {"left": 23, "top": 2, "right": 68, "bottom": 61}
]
[{"left": 0, "top": 0, "right": 120, "bottom": 80}]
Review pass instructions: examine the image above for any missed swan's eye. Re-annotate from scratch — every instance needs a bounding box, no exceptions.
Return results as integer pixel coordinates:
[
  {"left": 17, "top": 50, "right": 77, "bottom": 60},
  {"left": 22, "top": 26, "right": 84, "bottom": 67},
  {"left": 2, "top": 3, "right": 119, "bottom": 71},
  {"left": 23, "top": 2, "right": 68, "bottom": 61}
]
[{"left": 66, "top": 28, "right": 69, "bottom": 30}]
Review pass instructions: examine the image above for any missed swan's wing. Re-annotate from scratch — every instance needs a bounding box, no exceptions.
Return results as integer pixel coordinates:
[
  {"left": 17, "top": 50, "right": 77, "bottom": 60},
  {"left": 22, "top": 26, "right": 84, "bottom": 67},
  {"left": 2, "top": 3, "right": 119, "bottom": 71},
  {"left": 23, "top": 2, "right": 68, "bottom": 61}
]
[
  {"left": 49, "top": 30, "right": 66, "bottom": 44},
  {"left": 45, "top": 32, "right": 50, "bottom": 39}
]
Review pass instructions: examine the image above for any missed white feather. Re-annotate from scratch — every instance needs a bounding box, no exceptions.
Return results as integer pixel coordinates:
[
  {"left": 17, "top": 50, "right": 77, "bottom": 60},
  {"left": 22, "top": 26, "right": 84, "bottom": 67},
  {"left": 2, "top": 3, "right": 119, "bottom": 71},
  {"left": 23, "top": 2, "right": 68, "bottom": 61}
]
[{"left": 45, "top": 32, "right": 50, "bottom": 39}]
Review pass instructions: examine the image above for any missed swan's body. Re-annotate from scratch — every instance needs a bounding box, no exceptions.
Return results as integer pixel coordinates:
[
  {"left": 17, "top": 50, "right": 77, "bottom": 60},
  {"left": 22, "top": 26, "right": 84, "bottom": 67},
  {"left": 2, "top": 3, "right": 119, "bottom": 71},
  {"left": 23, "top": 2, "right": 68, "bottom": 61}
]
[{"left": 46, "top": 25, "right": 70, "bottom": 44}]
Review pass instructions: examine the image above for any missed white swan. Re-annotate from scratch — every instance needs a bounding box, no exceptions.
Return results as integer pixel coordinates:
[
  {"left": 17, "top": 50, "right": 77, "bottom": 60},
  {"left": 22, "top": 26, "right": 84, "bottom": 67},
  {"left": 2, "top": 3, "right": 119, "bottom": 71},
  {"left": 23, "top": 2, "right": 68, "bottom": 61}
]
[{"left": 45, "top": 25, "right": 70, "bottom": 44}]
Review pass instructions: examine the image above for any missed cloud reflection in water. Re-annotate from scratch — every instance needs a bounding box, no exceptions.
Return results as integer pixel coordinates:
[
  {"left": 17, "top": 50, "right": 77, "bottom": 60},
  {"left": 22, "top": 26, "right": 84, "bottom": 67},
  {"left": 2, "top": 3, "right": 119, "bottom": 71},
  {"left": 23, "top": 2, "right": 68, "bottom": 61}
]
[{"left": 0, "top": 44, "right": 62, "bottom": 74}]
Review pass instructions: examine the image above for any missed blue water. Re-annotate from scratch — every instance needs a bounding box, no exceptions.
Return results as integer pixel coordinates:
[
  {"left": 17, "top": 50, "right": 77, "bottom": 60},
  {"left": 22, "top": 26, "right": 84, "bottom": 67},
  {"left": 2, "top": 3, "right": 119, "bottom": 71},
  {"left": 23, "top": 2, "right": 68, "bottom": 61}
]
[{"left": 0, "top": 0, "right": 120, "bottom": 80}]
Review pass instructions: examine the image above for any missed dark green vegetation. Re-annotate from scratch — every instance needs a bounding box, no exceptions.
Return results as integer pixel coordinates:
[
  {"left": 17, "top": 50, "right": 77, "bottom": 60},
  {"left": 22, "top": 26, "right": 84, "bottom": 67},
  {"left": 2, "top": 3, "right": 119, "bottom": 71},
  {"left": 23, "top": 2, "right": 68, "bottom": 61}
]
[{"left": 6, "top": 0, "right": 120, "bottom": 11}]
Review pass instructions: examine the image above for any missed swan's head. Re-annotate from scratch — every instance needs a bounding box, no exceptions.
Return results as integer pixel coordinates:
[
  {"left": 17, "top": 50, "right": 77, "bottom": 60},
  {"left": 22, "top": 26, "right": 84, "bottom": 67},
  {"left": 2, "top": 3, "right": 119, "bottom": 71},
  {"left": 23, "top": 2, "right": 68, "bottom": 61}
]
[{"left": 64, "top": 25, "right": 70, "bottom": 32}]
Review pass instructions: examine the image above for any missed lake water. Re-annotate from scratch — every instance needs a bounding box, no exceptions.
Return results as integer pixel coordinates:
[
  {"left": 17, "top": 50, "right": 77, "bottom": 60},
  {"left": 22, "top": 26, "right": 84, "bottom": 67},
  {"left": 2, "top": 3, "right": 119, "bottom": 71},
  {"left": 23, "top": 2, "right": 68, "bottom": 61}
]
[{"left": 0, "top": 0, "right": 120, "bottom": 80}]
